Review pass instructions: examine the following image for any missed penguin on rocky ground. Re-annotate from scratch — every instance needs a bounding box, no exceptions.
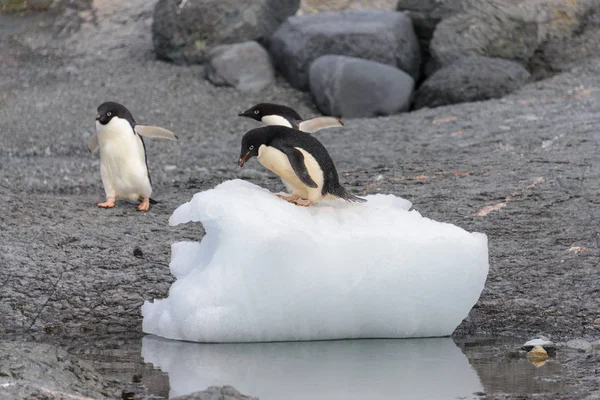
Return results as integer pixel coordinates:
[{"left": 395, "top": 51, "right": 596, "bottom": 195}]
[
  {"left": 238, "top": 103, "right": 343, "bottom": 133},
  {"left": 89, "top": 101, "right": 178, "bottom": 211},
  {"left": 238, "top": 125, "right": 365, "bottom": 207}
]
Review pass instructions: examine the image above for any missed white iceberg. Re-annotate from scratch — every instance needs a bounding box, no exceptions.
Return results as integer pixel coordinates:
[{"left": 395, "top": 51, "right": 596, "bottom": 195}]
[
  {"left": 141, "top": 335, "right": 484, "bottom": 399},
  {"left": 142, "top": 179, "right": 489, "bottom": 342}
]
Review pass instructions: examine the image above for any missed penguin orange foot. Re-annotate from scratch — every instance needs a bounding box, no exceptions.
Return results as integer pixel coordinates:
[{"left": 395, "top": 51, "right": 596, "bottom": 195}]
[
  {"left": 276, "top": 193, "right": 300, "bottom": 203},
  {"left": 137, "top": 198, "right": 151, "bottom": 211},
  {"left": 292, "top": 198, "right": 313, "bottom": 207},
  {"left": 97, "top": 198, "right": 116, "bottom": 208}
]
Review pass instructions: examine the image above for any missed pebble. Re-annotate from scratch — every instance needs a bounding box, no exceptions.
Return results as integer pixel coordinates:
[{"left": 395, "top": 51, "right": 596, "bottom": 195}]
[
  {"left": 590, "top": 339, "right": 600, "bottom": 351},
  {"left": 565, "top": 339, "right": 592, "bottom": 353},
  {"left": 523, "top": 337, "right": 556, "bottom": 355}
]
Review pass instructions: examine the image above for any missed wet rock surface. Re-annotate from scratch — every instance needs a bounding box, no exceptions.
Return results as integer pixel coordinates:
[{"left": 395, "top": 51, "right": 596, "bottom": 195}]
[
  {"left": 309, "top": 55, "right": 414, "bottom": 118},
  {"left": 1, "top": 2, "right": 600, "bottom": 399},
  {"left": 269, "top": 9, "right": 420, "bottom": 89},
  {"left": 0, "top": 341, "right": 119, "bottom": 399},
  {"left": 412, "top": 56, "right": 531, "bottom": 109}
]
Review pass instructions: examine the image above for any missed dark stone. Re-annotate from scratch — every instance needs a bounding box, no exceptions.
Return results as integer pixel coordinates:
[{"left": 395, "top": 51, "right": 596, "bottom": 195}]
[
  {"left": 0, "top": 341, "right": 119, "bottom": 400},
  {"left": 309, "top": 55, "right": 414, "bottom": 118},
  {"left": 152, "top": 0, "right": 300, "bottom": 64},
  {"left": 269, "top": 10, "right": 420, "bottom": 90},
  {"left": 172, "top": 385, "right": 259, "bottom": 400},
  {"left": 412, "top": 56, "right": 530, "bottom": 109},
  {"left": 206, "top": 41, "right": 275, "bottom": 92},
  {"left": 133, "top": 247, "right": 144, "bottom": 258}
]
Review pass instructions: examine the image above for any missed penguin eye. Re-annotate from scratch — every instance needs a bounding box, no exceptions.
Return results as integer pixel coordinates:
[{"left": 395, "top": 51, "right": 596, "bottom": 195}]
[
  {"left": 249, "top": 145, "right": 255, "bottom": 150},
  {"left": 253, "top": 110, "right": 259, "bottom": 115},
  {"left": 107, "top": 112, "right": 112, "bottom": 117}
]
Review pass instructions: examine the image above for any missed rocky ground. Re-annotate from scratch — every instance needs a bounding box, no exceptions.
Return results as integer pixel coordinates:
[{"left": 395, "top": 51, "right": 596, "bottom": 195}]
[{"left": 1, "top": 0, "right": 599, "bottom": 399}]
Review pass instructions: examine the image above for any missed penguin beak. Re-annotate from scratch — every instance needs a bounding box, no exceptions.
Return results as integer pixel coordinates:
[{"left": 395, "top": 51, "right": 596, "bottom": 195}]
[
  {"left": 238, "top": 152, "right": 249, "bottom": 167},
  {"left": 95, "top": 114, "right": 100, "bottom": 121},
  {"left": 238, "top": 111, "right": 250, "bottom": 117}
]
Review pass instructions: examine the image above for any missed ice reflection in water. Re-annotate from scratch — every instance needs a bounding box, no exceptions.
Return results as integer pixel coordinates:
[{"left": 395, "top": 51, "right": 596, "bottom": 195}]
[{"left": 141, "top": 336, "right": 483, "bottom": 400}]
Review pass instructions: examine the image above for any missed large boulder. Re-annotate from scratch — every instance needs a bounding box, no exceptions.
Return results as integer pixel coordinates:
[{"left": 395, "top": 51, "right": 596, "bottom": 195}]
[
  {"left": 206, "top": 41, "right": 275, "bottom": 92},
  {"left": 269, "top": 10, "right": 420, "bottom": 90},
  {"left": 430, "top": 0, "right": 600, "bottom": 74},
  {"left": 412, "top": 56, "right": 531, "bottom": 110},
  {"left": 309, "top": 55, "right": 415, "bottom": 118},
  {"left": 396, "top": 0, "right": 464, "bottom": 77},
  {"left": 152, "top": 0, "right": 300, "bottom": 64}
]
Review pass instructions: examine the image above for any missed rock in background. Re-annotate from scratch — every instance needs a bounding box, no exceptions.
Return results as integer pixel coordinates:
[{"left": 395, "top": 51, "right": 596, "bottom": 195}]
[
  {"left": 206, "top": 41, "right": 275, "bottom": 92},
  {"left": 413, "top": 56, "right": 531, "bottom": 109},
  {"left": 430, "top": 0, "right": 600, "bottom": 78},
  {"left": 309, "top": 55, "right": 414, "bottom": 118},
  {"left": 269, "top": 10, "right": 420, "bottom": 90},
  {"left": 396, "top": 0, "right": 463, "bottom": 78},
  {"left": 152, "top": 0, "right": 300, "bottom": 64}
]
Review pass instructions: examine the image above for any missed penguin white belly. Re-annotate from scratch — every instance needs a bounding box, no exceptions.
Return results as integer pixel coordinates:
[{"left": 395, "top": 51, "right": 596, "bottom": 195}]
[
  {"left": 262, "top": 115, "right": 293, "bottom": 128},
  {"left": 97, "top": 119, "right": 152, "bottom": 201},
  {"left": 257, "top": 145, "right": 324, "bottom": 201}
]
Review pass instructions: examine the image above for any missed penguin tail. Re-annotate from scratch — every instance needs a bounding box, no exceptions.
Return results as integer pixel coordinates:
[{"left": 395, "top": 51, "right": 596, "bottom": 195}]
[{"left": 338, "top": 189, "right": 367, "bottom": 204}]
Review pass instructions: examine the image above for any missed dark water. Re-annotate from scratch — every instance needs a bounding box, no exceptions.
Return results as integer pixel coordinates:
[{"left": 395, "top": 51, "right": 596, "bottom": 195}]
[{"left": 65, "top": 335, "right": 571, "bottom": 400}]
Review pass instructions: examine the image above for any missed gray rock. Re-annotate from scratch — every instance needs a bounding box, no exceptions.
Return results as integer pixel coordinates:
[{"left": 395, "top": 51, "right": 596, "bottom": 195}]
[
  {"left": 412, "top": 56, "right": 530, "bottom": 109},
  {"left": 396, "top": 0, "right": 463, "bottom": 42},
  {"left": 152, "top": 0, "right": 300, "bottom": 64},
  {"left": 269, "top": 9, "right": 420, "bottom": 90},
  {"left": 309, "top": 55, "right": 414, "bottom": 118},
  {"left": 0, "top": 341, "right": 119, "bottom": 400},
  {"left": 592, "top": 339, "right": 600, "bottom": 351},
  {"left": 173, "top": 385, "right": 259, "bottom": 400},
  {"left": 206, "top": 41, "right": 275, "bottom": 92},
  {"left": 430, "top": 0, "right": 600, "bottom": 73},
  {"left": 565, "top": 339, "right": 592, "bottom": 353},
  {"left": 396, "top": 0, "right": 465, "bottom": 77}
]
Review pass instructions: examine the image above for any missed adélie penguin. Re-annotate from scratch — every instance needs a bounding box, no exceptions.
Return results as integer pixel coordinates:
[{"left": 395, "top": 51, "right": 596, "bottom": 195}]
[
  {"left": 238, "top": 103, "right": 344, "bottom": 133},
  {"left": 89, "top": 101, "right": 178, "bottom": 211},
  {"left": 238, "top": 125, "right": 365, "bottom": 206}
]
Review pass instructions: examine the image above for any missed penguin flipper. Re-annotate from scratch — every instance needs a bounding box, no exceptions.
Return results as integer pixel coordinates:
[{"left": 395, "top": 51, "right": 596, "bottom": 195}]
[
  {"left": 281, "top": 146, "right": 318, "bottom": 189},
  {"left": 135, "top": 125, "right": 178, "bottom": 140},
  {"left": 298, "top": 117, "right": 344, "bottom": 133},
  {"left": 88, "top": 134, "right": 99, "bottom": 153}
]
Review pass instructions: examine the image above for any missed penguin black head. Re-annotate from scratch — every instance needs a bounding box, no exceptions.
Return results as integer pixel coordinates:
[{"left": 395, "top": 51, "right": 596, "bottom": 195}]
[
  {"left": 238, "top": 126, "right": 280, "bottom": 167},
  {"left": 238, "top": 103, "right": 302, "bottom": 122},
  {"left": 96, "top": 101, "right": 136, "bottom": 128}
]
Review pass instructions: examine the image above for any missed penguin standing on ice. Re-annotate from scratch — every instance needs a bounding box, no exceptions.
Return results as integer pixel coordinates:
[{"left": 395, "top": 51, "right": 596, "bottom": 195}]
[
  {"left": 238, "top": 125, "right": 365, "bottom": 206},
  {"left": 238, "top": 103, "right": 344, "bottom": 133},
  {"left": 89, "top": 101, "right": 178, "bottom": 211}
]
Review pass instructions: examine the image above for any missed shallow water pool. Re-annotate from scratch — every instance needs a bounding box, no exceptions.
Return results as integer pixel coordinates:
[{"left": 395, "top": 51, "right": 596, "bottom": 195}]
[{"left": 65, "top": 335, "right": 572, "bottom": 399}]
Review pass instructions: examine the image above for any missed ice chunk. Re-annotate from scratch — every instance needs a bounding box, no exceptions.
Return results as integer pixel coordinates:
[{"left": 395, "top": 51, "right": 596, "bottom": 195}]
[
  {"left": 141, "top": 335, "right": 484, "bottom": 399},
  {"left": 142, "top": 179, "right": 489, "bottom": 342}
]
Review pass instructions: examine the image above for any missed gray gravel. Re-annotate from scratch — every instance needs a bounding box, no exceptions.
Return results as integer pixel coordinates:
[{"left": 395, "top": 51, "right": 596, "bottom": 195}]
[{"left": 1, "top": 2, "right": 600, "bottom": 399}]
